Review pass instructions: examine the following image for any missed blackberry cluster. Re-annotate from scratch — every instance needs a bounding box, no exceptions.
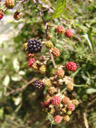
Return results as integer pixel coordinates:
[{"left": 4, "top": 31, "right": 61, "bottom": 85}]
[
  {"left": 33, "top": 80, "right": 43, "bottom": 89},
  {"left": 27, "top": 39, "right": 42, "bottom": 54}
]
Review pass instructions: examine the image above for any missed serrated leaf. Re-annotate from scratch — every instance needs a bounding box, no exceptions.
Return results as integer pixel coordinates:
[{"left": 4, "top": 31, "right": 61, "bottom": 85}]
[
  {"left": 83, "top": 33, "right": 93, "bottom": 51},
  {"left": 53, "top": 0, "right": 66, "bottom": 18},
  {"left": 13, "top": 58, "right": 20, "bottom": 72},
  {"left": 86, "top": 88, "right": 96, "bottom": 94},
  {"left": 87, "top": 27, "right": 95, "bottom": 50},
  {"left": 3, "top": 75, "right": 10, "bottom": 87}
]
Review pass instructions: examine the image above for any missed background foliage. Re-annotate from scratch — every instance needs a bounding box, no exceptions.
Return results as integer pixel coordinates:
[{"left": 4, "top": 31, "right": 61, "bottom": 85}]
[{"left": 0, "top": 0, "right": 96, "bottom": 127}]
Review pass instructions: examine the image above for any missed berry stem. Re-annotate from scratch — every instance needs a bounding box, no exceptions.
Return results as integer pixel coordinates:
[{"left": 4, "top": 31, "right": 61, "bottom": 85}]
[
  {"left": 33, "top": 0, "right": 57, "bottom": 71},
  {"left": 49, "top": 50, "right": 57, "bottom": 70},
  {"left": 83, "top": 112, "right": 89, "bottom": 128},
  {"left": 61, "top": 88, "right": 67, "bottom": 94}
]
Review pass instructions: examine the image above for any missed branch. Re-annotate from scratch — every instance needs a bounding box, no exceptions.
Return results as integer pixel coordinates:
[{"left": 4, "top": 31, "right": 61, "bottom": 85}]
[
  {"left": 5, "top": 78, "right": 38, "bottom": 96},
  {"left": 19, "top": 0, "right": 28, "bottom": 4},
  {"left": 33, "top": 0, "right": 57, "bottom": 71}
]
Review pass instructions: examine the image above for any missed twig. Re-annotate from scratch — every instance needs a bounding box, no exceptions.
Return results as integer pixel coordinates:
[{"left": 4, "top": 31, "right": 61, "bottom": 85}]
[
  {"left": 83, "top": 112, "right": 89, "bottom": 128},
  {"left": 38, "top": 0, "right": 54, "bottom": 13},
  {"left": 20, "top": 0, "right": 28, "bottom": 4},
  {"left": 49, "top": 50, "right": 57, "bottom": 70},
  {"left": 33, "top": 0, "right": 57, "bottom": 71},
  {"left": 5, "top": 78, "right": 38, "bottom": 96},
  {"left": 87, "top": 98, "right": 96, "bottom": 110},
  {"left": 19, "top": 75, "right": 28, "bottom": 83}
]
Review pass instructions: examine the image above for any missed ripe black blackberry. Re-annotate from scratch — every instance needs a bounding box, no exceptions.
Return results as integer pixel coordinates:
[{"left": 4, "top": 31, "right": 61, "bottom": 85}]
[
  {"left": 27, "top": 39, "right": 42, "bottom": 54},
  {"left": 33, "top": 80, "right": 43, "bottom": 89}
]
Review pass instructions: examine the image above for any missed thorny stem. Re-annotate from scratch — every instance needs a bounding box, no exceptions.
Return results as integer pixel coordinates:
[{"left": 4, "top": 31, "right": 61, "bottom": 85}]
[
  {"left": 33, "top": 0, "right": 57, "bottom": 71},
  {"left": 20, "top": 0, "right": 28, "bottom": 4},
  {"left": 5, "top": 78, "right": 38, "bottom": 96},
  {"left": 38, "top": 0, "right": 54, "bottom": 14}
]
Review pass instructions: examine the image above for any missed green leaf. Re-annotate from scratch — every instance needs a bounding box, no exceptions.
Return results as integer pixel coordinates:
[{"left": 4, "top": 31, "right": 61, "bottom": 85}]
[
  {"left": 53, "top": 0, "right": 66, "bottom": 18},
  {"left": 87, "top": 27, "right": 94, "bottom": 50},
  {"left": 13, "top": 58, "right": 20, "bottom": 72},
  {"left": 3, "top": 75, "right": 10, "bottom": 87},
  {"left": 11, "top": 75, "right": 21, "bottom": 81},
  {"left": 0, "top": 108, "right": 4, "bottom": 120},
  {"left": 86, "top": 88, "right": 96, "bottom": 94},
  {"left": 19, "top": 71, "right": 25, "bottom": 75},
  {"left": 83, "top": 33, "right": 93, "bottom": 51},
  {"left": 13, "top": 96, "right": 22, "bottom": 106},
  {"left": 2, "top": 55, "right": 7, "bottom": 63}
]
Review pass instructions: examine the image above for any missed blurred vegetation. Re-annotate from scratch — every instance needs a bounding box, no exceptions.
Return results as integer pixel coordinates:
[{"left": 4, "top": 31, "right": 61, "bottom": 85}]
[{"left": 0, "top": 0, "right": 96, "bottom": 127}]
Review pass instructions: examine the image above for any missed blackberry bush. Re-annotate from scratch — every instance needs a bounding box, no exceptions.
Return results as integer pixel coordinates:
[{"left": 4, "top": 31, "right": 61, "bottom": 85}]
[{"left": 1, "top": 0, "right": 96, "bottom": 127}]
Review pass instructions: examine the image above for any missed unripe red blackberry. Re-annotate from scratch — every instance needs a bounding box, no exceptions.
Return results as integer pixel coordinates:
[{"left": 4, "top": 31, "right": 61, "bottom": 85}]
[
  {"left": 65, "top": 29, "right": 73, "bottom": 38},
  {"left": 56, "top": 69, "right": 64, "bottom": 78},
  {"left": 72, "top": 99, "right": 79, "bottom": 106},
  {"left": 43, "top": 79, "right": 52, "bottom": 87},
  {"left": 39, "top": 65, "right": 46, "bottom": 74},
  {"left": 28, "top": 58, "right": 35, "bottom": 67},
  {"left": 0, "top": 10, "right": 3, "bottom": 20},
  {"left": 62, "top": 96, "right": 70, "bottom": 105},
  {"left": 33, "top": 80, "right": 43, "bottom": 89},
  {"left": 67, "top": 103, "right": 75, "bottom": 111},
  {"left": 66, "top": 62, "right": 77, "bottom": 71},
  {"left": 41, "top": 99, "right": 51, "bottom": 108},
  {"left": 56, "top": 25, "right": 64, "bottom": 34},
  {"left": 54, "top": 115, "right": 63, "bottom": 124},
  {"left": 63, "top": 115, "right": 70, "bottom": 122},
  {"left": 14, "top": 11, "right": 22, "bottom": 20},
  {"left": 52, "top": 96, "right": 61, "bottom": 106},
  {"left": 5, "top": 0, "right": 15, "bottom": 9},
  {"left": 45, "top": 41, "right": 53, "bottom": 49},
  {"left": 52, "top": 47, "right": 60, "bottom": 58},
  {"left": 48, "top": 87, "right": 57, "bottom": 95},
  {"left": 27, "top": 39, "right": 42, "bottom": 54}
]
